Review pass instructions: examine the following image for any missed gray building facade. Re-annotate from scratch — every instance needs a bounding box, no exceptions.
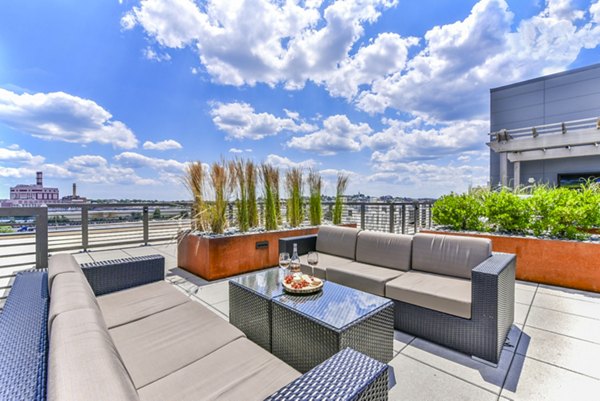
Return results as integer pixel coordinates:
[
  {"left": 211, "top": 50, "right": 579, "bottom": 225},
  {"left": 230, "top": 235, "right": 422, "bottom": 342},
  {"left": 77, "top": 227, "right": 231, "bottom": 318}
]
[{"left": 489, "top": 63, "right": 600, "bottom": 188}]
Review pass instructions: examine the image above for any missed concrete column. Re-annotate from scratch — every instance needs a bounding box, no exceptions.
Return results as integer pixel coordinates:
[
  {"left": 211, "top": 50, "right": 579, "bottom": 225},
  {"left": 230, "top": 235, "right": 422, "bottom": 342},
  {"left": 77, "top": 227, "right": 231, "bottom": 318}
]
[
  {"left": 499, "top": 153, "right": 508, "bottom": 187},
  {"left": 513, "top": 161, "right": 521, "bottom": 188}
]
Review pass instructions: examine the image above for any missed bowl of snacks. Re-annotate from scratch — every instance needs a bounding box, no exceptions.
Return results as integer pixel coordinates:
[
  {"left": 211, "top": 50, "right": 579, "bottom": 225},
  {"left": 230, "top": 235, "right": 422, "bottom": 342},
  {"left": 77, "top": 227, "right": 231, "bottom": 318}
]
[{"left": 282, "top": 273, "right": 323, "bottom": 294}]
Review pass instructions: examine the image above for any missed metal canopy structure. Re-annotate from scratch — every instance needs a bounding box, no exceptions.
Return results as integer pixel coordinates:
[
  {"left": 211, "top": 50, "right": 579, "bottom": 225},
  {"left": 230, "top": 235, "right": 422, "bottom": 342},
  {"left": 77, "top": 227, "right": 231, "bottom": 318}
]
[{"left": 487, "top": 117, "right": 600, "bottom": 187}]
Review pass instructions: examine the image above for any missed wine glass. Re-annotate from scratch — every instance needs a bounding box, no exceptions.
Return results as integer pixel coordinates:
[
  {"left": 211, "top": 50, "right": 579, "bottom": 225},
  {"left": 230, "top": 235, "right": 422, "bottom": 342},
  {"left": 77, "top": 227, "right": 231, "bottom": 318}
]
[
  {"left": 279, "top": 252, "right": 290, "bottom": 275},
  {"left": 307, "top": 251, "right": 318, "bottom": 277}
]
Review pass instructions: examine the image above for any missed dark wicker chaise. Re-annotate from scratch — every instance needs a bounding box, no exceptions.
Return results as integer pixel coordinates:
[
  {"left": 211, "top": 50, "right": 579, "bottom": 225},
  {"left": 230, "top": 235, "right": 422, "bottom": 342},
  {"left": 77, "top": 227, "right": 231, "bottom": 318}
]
[
  {"left": 0, "top": 254, "right": 389, "bottom": 401},
  {"left": 280, "top": 227, "right": 516, "bottom": 364}
]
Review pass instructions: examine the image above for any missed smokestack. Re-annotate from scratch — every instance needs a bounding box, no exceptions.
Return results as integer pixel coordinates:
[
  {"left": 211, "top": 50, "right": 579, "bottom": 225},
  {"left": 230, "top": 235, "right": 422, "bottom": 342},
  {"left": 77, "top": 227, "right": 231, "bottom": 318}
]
[
  {"left": 73, "top": 183, "right": 77, "bottom": 197},
  {"left": 36, "top": 171, "right": 43, "bottom": 186}
]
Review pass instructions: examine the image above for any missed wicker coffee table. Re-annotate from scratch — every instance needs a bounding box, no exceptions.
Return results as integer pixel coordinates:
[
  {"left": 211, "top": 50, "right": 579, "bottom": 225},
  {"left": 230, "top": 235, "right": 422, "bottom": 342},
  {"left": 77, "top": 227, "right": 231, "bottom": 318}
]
[
  {"left": 229, "top": 269, "right": 285, "bottom": 351},
  {"left": 271, "top": 281, "right": 394, "bottom": 373}
]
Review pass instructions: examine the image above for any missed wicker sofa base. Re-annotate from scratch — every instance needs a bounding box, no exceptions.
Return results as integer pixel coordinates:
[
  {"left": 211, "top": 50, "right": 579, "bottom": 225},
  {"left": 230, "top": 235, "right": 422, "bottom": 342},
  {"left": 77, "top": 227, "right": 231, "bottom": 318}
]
[{"left": 393, "top": 300, "right": 506, "bottom": 363}]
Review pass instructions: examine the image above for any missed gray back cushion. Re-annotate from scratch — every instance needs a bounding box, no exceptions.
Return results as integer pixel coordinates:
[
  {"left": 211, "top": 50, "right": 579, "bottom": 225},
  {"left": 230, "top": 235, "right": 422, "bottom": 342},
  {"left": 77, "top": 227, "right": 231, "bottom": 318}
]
[
  {"left": 412, "top": 233, "right": 492, "bottom": 279},
  {"left": 316, "top": 226, "right": 359, "bottom": 259},
  {"left": 49, "top": 272, "right": 100, "bottom": 334},
  {"left": 356, "top": 231, "right": 413, "bottom": 271},
  {"left": 48, "top": 253, "right": 83, "bottom": 292},
  {"left": 48, "top": 308, "right": 140, "bottom": 401}
]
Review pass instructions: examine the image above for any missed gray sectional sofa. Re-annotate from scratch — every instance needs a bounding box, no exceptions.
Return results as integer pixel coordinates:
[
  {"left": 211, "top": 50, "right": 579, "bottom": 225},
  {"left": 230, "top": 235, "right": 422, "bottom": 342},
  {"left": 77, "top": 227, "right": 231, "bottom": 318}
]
[
  {"left": 0, "top": 253, "right": 388, "bottom": 401},
  {"left": 281, "top": 226, "right": 516, "bottom": 364}
]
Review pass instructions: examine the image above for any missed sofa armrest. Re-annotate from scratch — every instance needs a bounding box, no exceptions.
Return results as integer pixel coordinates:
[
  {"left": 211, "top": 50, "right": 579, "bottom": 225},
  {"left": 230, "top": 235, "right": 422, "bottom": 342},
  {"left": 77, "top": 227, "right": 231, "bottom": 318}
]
[
  {"left": 265, "top": 348, "right": 388, "bottom": 401},
  {"left": 278, "top": 234, "right": 317, "bottom": 256},
  {"left": 0, "top": 270, "right": 49, "bottom": 401},
  {"left": 81, "top": 255, "right": 165, "bottom": 296},
  {"left": 471, "top": 252, "right": 516, "bottom": 361},
  {"left": 471, "top": 252, "right": 516, "bottom": 306}
]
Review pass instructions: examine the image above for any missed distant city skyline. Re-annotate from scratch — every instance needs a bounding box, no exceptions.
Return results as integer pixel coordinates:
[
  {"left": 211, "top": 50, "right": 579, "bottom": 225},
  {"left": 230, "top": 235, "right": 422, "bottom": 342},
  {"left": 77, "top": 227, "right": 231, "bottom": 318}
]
[{"left": 2, "top": 0, "right": 600, "bottom": 200}]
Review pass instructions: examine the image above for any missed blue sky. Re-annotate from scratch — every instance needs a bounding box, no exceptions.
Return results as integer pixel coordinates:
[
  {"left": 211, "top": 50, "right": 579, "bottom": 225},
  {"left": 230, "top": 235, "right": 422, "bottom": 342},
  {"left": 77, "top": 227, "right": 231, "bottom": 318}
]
[{"left": 1, "top": 0, "right": 600, "bottom": 200}]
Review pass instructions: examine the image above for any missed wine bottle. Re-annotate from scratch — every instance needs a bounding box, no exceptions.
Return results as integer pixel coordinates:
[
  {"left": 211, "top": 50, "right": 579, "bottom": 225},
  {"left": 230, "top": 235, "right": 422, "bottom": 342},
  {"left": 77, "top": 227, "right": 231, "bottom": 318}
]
[{"left": 290, "top": 243, "right": 301, "bottom": 273}]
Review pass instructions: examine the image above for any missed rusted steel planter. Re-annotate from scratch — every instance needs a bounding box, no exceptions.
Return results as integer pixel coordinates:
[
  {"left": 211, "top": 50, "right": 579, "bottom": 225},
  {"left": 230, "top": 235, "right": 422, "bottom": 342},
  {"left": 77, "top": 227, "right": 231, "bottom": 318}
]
[
  {"left": 422, "top": 230, "right": 600, "bottom": 293},
  {"left": 177, "top": 227, "right": 319, "bottom": 280}
]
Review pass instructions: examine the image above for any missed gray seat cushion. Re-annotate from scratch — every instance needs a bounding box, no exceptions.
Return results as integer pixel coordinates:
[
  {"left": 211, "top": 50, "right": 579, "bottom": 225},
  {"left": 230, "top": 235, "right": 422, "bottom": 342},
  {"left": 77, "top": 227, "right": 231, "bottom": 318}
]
[
  {"left": 98, "top": 281, "right": 190, "bottom": 329},
  {"left": 300, "top": 253, "right": 353, "bottom": 279},
  {"left": 356, "top": 231, "right": 412, "bottom": 271},
  {"left": 48, "top": 272, "right": 99, "bottom": 333},
  {"left": 412, "top": 233, "right": 492, "bottom": 279},
  {"left": 48, "top": 253, "right": 83, "bottom": 292},
  {"left": 386, "top": 271, "right": 472, "bottom": 319},
  {"left": 326, "top": 262, "right": 404, "bottom": 296},
  {"left": 48, "top": 308, "right": 139, "bottom": 401},
  {"left": 138, "top": 338, "right": 300, "bottom": 401},
  {"left": 316, "top": 225, "right": 359, "bottom": 259},
  {"left": 109, "top": 301, "right": 245, "bottom": 388}
]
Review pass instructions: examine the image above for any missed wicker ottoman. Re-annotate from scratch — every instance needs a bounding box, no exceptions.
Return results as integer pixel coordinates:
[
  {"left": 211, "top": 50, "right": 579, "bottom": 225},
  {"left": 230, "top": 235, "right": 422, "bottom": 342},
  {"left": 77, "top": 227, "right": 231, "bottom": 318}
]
[
  {"left": 229, "top": 269, "right": 286, "bottom": 351},
  {"left": 271, "top": 281, "right": 394, "bottom": 373}
]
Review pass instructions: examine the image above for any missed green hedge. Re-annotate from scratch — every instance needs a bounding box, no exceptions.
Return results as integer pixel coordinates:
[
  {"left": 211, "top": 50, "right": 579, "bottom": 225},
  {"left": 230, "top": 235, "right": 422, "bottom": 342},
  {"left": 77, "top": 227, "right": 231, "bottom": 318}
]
[{"left": 432, "top": 183, "right": 600, "bottom": 240}]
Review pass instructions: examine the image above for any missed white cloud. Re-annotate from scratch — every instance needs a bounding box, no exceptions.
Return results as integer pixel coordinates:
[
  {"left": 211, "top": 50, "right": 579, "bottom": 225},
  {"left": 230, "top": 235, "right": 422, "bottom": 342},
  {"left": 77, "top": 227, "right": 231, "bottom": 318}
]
[
  {"left": 356, "top": 0, "right": 600, "bottom": 120},
  {"left": 324, "top": 33, "right": 419, "bottom": 99},
  {"left": 288, "top": 115, "right": 372, "bottom": 155},
  {"left": 210, "top": 102, "right": 316, "bottom": 140},
  {"left": 264, "top": 154, "right": 318, "bottom": 169},
  {"left": 0, "top": 146, "right": 45, "bottom": 165},
  {"left": 61, "top": 155, "right": 155, "bottom": 185},
  {"left": 366, "top": 161, "right": 488, "bottom": 193},
  {"left": 592, "top": 0, "right": 600, "bottom": 23},
  {"left": 0, "top": 88, "right": 139, "bottom": 149},
  {"left": 142, "top": 46, "right": 172, "bottom": 62},
  {"left": 142, "top": 139, "right": 182, "bottom": 150},
  {"left": 114, "top": 151, "right": 187, "bottom": 173},
  {"left": 367, "top": 119, "right": 489, "bottom": 163},
  {"left": 228, "top": 147, "right": 253, "bottom": 153},
  {"left": 123, "top": 0, "right": 398, "bottom": 89}
]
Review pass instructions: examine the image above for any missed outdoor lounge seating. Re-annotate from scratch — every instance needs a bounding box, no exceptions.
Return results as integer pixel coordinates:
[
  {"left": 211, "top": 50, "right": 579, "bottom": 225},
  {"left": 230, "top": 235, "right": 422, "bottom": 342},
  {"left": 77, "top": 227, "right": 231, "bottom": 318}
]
[
  {"left": 280, "top": 226, "right": 516, "bottom": 364},
  {"left": 0, "top": 254, "right": 388, "bottom": 401}
]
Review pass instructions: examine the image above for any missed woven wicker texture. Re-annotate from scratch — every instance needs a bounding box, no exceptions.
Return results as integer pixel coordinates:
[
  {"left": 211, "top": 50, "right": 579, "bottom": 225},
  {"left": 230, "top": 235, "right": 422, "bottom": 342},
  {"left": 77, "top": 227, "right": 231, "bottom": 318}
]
[
  {"left": 229, "top": 283, "right": 273, "bottom": 351},
  {"left": 81, "top": 255, "right": 165, "bottom": 296},
  {"left": 229, "top": 269, "right": 286, "bottom": 351},
  {"left": 0, "top": 270, "right": 49, "bottom": 401},
  {"left": 393, "top": 252, "right": 515, "bottom": 364},
  {"left": 272, "top": 283, "right": 394, "bottom": 373},
  {"left": 265, "top": 348, "right": 389, "bottom": 401}
]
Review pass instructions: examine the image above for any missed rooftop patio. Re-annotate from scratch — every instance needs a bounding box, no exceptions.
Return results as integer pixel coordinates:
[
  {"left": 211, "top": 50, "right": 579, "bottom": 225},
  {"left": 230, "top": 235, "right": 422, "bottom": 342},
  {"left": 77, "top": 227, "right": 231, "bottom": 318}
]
[{"left": 65, "top": 242, "right": 600, "bottom": 401}]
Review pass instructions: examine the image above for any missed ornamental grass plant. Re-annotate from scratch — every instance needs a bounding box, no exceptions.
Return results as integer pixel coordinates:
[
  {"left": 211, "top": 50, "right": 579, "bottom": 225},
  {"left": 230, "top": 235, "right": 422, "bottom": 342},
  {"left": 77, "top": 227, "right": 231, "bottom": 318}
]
[
  {"left": 308, "top": 169, "right": 322, "bottom": 226},
  {"left": 261, "top": 163, "right": 279, "bottom": 231},
  {"left": 333, "top": 173, "right": 349, "bottom": 225},
  {"left": 285, "top": 167, "right": 303, "bottom": 227}
]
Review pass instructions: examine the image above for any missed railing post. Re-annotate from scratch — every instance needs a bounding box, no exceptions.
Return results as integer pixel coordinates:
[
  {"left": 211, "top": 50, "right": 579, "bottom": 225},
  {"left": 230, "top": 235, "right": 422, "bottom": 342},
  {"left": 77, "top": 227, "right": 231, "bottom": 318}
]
[
  {"left": 388, "top": 204, "right": 395, "bottom": 233},
  {"left": 143, "top": 206, "right": 149, "bottom": 245},
  {"left": 81, "top": 205, "right": 89, "bottom": 251},
  {"left": 360, "top": 204, "right": 365, "bottom": 229},
  {"left": 401, "top": 204, "right": 406, "bottom": 234},
  {"left": 36, "top": 206, "right": 48, "bottom": 269},
  {"left": 413, "top": 202, "right": 419, "bottom": 233}
]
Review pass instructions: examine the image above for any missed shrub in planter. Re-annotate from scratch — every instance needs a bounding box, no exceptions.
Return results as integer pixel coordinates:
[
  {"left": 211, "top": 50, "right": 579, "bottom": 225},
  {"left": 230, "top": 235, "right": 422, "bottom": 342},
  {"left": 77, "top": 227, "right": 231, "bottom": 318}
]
[
  {"left": 484, "top": 189, "right": 530, "bottom": 233},
  {"left": 432, "top": 192, "right": 484, "bottom": 231},
  {"left": 527, "top": 185, "right": 600, "bottom": 239}
]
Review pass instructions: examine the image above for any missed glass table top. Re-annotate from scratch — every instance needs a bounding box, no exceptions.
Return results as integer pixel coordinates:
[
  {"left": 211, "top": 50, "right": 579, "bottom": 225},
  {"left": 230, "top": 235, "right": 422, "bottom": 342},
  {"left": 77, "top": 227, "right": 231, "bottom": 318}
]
[
  {"left": 273, "top": 281, "right": 392, "bottom": 332},
  {"left": 229, "top": 268, "right": 286, "bottom": 299}
]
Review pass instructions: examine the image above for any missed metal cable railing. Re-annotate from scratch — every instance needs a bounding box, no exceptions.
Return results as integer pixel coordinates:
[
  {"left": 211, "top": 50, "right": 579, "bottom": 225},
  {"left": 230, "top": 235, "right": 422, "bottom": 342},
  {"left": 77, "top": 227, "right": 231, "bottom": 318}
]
[{"left": 0, "top": 200, "right": 432, "bottom": 309}]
